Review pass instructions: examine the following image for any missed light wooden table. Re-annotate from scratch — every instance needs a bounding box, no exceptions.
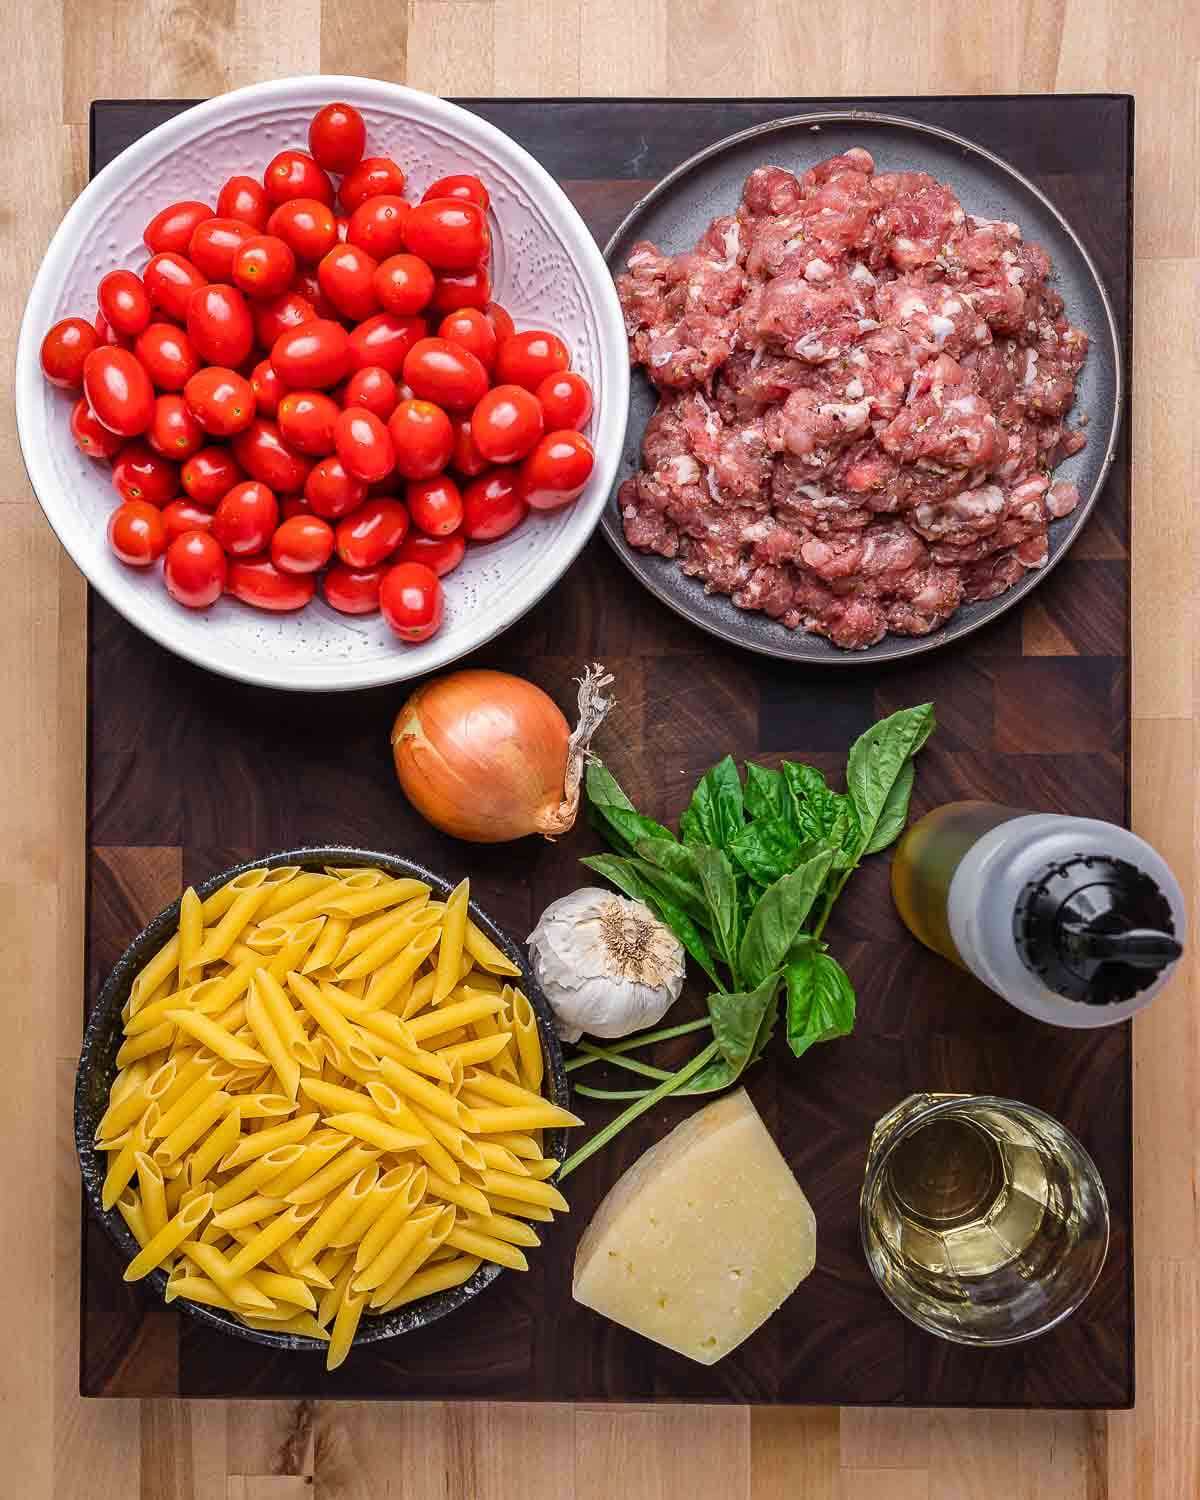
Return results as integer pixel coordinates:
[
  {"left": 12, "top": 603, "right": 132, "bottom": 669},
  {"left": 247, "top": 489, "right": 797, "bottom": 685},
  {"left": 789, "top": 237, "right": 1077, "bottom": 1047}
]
[{"left": 2, "top": 2, "right": 1195, "bottom": 1496}]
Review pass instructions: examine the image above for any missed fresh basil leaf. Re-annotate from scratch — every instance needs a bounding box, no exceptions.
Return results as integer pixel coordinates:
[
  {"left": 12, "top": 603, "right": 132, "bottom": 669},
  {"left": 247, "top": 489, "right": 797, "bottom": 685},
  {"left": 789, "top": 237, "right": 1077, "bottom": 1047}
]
[
  {"left": 585, "top": 759, "right": 637, "bottom": 814},
  {"left": 692, "top": 845, "right": 740, "bottom": 976},
  {"left": 580, "top": 854, "right": 722, "bottom": 989},
  {"left": 680, "top": 755, "right": 744, "bottom": 849},
  {"left": 738, "top": 848, "right": 834, "bottom": 988},
  {"left": 846, "top": 703, "right": 935, "bottom": 856},
  {"left": 859, "top": 756, "right": 915, "bottom": 856},
  {"left": 781, "top": 761, "right": 857, "bottom": 848},
  {"left": 708, "top": 972, "right": 780, "bottom": 1072},
  {"left": 586, "top": 760, "right": 675, "bottom": 854},
  {"left": 744, "top": 763, "right": 789, "bottom": 822},
  {"left": 784, "top": 950, "right": 856, "bottom": 1059},
  {"left": 826, "top": 809, "right": 860, "bottom": 872},
  {"left": 729, "top": 816, "right": 810, "bottom": 886},
  {"left": 626, "top": 842, "right": 710, "bottom": 928}
]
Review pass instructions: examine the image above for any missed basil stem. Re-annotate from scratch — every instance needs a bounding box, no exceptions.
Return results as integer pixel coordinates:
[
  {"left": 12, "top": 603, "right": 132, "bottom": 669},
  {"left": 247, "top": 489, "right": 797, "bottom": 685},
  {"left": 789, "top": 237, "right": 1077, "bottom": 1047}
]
[
  {"left": 570, "top": 1043, "right": 674, "bottom": 1082},
  {"left": 563, "top": 1015, "right": 713, "bottom": 1072}
]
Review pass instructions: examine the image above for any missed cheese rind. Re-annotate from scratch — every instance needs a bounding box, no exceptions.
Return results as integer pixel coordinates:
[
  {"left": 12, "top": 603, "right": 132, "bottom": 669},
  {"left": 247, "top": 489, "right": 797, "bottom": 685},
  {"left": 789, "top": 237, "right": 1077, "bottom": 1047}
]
[{"left": 572, "top": 1089, "right": 816, "bottom": 1364}]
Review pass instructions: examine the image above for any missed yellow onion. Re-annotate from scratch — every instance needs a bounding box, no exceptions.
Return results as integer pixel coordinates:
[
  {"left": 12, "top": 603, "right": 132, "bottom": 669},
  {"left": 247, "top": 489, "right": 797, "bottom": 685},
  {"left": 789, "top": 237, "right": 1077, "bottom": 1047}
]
[{"left": 391, "top": 665, "right": 614, "bottom": 843}]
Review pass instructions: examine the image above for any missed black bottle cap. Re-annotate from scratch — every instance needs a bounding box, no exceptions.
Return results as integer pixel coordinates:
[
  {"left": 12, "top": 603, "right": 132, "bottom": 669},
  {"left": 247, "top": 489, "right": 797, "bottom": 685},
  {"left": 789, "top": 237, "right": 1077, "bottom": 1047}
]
[{"left": 1013, "top": 854, "right": 1182, "bottom": 1005}]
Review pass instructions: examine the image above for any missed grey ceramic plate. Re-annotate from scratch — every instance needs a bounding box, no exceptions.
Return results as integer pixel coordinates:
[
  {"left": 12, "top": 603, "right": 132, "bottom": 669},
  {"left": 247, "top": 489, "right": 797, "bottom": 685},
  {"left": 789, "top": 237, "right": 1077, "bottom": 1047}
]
[
  {"left": 75, "top": 847, "right": 569, "bottom": 1356},
  {"left": 602, "top": 111, "right": 1123, "bottom": 664}
]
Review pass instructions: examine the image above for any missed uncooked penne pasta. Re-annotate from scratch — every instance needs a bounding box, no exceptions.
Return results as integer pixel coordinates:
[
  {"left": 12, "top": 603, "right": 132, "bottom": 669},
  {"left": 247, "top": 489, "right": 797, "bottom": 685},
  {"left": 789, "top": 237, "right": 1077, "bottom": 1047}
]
[
  {"left": 486, "top": 1194, "right": 554, "bottom": 1224},
  {"left": 192, "top": 880, "right": 273, "bottom": 968},
  {"left": 166, "top": 1010, "right": 268, "bottom": 1070},
  {"left": 258, "top": 872, "right": 340, "bottom": 921},
  {"left": 463, "top": 918, "right": 522, "bottom": 976},
  {"left": 510, "top": 988, "right": 544, "bottom": 1093},
  {"left": 220, "top": 1111, "right": 318, "bottom": 1170},
  {"left": 302, "top": 915, "right": 350, "bottom": 974},
  {"left": 254, "top": 968, "right": 321, "bottom": 1069},
  {"left": 378, "top": 1254, "right": 481, "bottom": 1313},
  {"left": 445, "top": 1222, "right": 528, "bottom": 1272},
  {"left": 334, "top": 897, "right": 439, "bottom": 970},
  {"left": 116, "top": 1020, "right": 176, "bottom": 1068},
  {"left": 116, "top": 1186, "right": 152, "bottom": 1248},
  {"left": 407, "top": 993, "right": 503, "bottom": 1043},
  {"left": 245, "top": 976, "right": 301, "bottom": 1101},
  {"left": 367, "top": 1204, "right": 455, "bottom": 1308},
  {"left": 102, "top": 1104, "right": 159, "bottom": 1211},
  {"left": 178, "top": 887, "right": 204, "bottom": 987},
  {"left": 321, "top": 876, "right": 430, "bottom": 920},
  {"left": 433, "top": 1032, "right": 513, "bottom": 1070},
  {"left": 124, "top": 1193, "right": 213, "bottom": 1281},
  {"left": 337, "top": 919, "right": 440, "bottom": 986},
  {"left": 463, "top": 1102, "right": 583, "bottom": 1134},
  {"left": 433, "top": 879, "right": 468, "bottom": 1003}
]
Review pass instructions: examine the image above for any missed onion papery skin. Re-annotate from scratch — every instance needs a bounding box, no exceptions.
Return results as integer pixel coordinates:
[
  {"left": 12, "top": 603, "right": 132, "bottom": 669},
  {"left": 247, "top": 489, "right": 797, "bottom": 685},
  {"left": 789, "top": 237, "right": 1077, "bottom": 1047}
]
[{"left": 391, "top": 669, "right": 572, "bottom": 842}]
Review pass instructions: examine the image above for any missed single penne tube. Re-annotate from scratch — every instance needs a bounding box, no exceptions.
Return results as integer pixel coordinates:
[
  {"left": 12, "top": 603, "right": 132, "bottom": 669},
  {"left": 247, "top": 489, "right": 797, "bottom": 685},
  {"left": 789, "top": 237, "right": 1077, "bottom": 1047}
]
[
  {"left": 282, "top": 1141, "right": 377, "bottom": 1205},
  {"left": 366, "top": 1083, "right": 460, "bottom": 1184},
  {"left": 258, "top": 871, "right": 340, "bottom": 921},
  {"left": 153, "top": 1089, "right": 231, "bottom": 1167},
  {"left": 377, "top": 1253, "right": 481, "bottom": 1313},
  {"left": 300, "top": 1077, "right": 382, "bottom": 1119},
  {"left": 188, "top": 1103, "right": 242, "bottom": 1183},
  {"left": 179, "top": 1240, "right": 277, "bottom": 1310},
  {"left": 367, "top": 1205, "right": 456, "bottom": 1308},
  {"left": 116, "top": 1187, "right": 152, "bottom": 1248},
  {"left": 322, "top": 1038, "right": 381, "bottom": 1087},
  {"left": 316, "top": 1258, "right": 356, "bottom": 1330},
  {"left": 323, "top": 1111, "right": 426, "bottom": 1155},
  {"left": 316, "top": 979, "right": 376, "bottom": 1021},
  {"left": 510, "top": 988, "right": 545, "bottom": 1093},
  {"left": 478, "top": 1168, "right": 569, "bottom": 1213},
  {"left": 211, "top": 1194, "right": 288, "bottom": 1231},
  {"left": 337, "top": 921, "right": 441, "bottom": 986},
  {"left": 433, "top": 880, "right": 469, "bottom": 1004},
  {"left": 285, "top": 971, "right": 360, "bottom": 1056},
  {"left": 465, "top": 1006, "right": 518, "bottom": 1083},
  {"left": 302, "top": 916, "right": 349, "bottom": 975},
  {"left": 354, "top": 1168, "right": 427, "bottom": 1272},
  {"left": 329, "top": 1166, "right": 413, "bottom": 1249},
  {"left": 245, "top": 977, "right": 300, "bottom": 1100},
  {"left": 124, "top": 1193, "right": 213, "bottom": 1281},
  {"left": 248, "top": 1269, "right": 317, "bottom": 1312},
  {"left": 259, "top": 866, "right": 303, "bottom": 889},
  {"left": 128, "top": 935, "right": 182, "bottom": 1013},
  {"left": 347, "top": 1023, "right": 453, "bottom": 1084},
  {"left": 353, "top": 1204, "right": 442, "bottom": 1293},
  {"left": 400, "top": 970, "right": 439, "bottom": 1020},
  {"left": 475, "top": 1141, "right": 530, "bottom": 1176},
  {"left": 242, "top": 1311, "right": 330, "bottom": 1340},
  {"left": 486, "top": 1194, "right": 554, "bottom": 1223},
  {"left": 339, "top": 977, "right": 367, "bottom": 999},
  {"left": 135, "top": 1151, "right": 169, "bottom": 1239},
  {"left": 219, "top": 1111, "right": 318, "bottom": 1171},
  {"left": 471, "top": 1128, "right": 539, "bottom": 1160},
  {"left": 292, "top": 1165, "right": 378, "bottom": 1267},
  {"left": 177, "top": 886, "right": 204, "bottom": 986},
  {"left": 102, "top": 1105, "right": 159, "bottom": 1211},
  {"left": 236, "top": 1093, "right": 298, "bottom": 1121},
  {"left": 447, "top": 1057, "right": 466, "bottom": 1097},
  {"left": 123, "top": 979, "right": 221, "bottom": 1038},
  {"left": 326, "top": 1283, "right": 367, "bottom": 1371},
  {"left": 116, "top": 1020, "right": 176, "bottom": 1068},
  {"left": 429, "top": 1028, "right": 467, "bottom": 1049},
  {"left": 522, "top": 1156, "right": 562, "bottom": 1182},
  {"left": 462, "top": 1209, "right": 541, "bottom": 1248},
  {"left": 444, "top": 1221, "right": 528, "bottom": 1272},
  {"left": 333, "top": 897, "right": 439, "bottom": 969},
  {"left": 463, "top": 1103, "right": 584, "bottom": 1134},
  {"left": 346, "top": 1004, "right": 417, "bottom": 1051},
  {"left": 226, "top": 1204, "right": 319, "bottom": 1279},
  {"left": 166, "top": 1273, "right": 242, "bottom": 1313},
  {"left": 405, "top": 1101, "right": 486, "bottom": 1172},
  {"left": 459, "top": 1067, "right": 554, "bottom": 1113},
  {"left": 325, "top": 867, "right": 389, "bottom": 887},
  {"left": 463, "top": 918, "right": 522, "bottom": 976},
  {"left": 461, "top": 971, "right": 502, "bottom": 993},
  {"left": 108, "top": 1058, "right": 152, "bottom": 1108},
  {"left": 253, "top": 968, "right": 321, "bottom": 1068},
  {"left": 191, "top": 883, "right": 273, "bottom": 969},
  {"left": 152, "top": 1063, "right": 235, "bottom": 1140},
  {"left": 425, "top": 1171, "right": 490, "bottom": 1217},
  {"left": 313, "top": 1246, "right": 351, "bottom": 1286},
  {"left": 433, "top": 1033, "right": 513, "bottom": 1069},
  {"left": 377, "top": 1055, "right": 473, "bottom": 1129},
  {"left": 258, "top": 921, "right": 327, "bottom": 982},
  {"left": 406, "top": 993, "right": 503, "bottom": 1043},
  {"left": 95, "top": 1058, "right": 174, "bottom": 1142},
  {"left": 166, "top": 1010, "right": 267, "bottom": 1069},
  {"left": 321, "top": 877, "right": 430, "bottom": 920},
  {"left": 210, "top": 1144, "right": 308, "bottom": 1214}
]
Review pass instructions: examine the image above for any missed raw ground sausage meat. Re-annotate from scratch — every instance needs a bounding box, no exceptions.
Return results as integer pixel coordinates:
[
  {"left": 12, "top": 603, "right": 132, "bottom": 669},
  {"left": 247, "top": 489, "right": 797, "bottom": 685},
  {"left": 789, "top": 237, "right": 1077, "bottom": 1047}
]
[{"left": 616, "top": 149, "right": 1088, "bottom": 649}]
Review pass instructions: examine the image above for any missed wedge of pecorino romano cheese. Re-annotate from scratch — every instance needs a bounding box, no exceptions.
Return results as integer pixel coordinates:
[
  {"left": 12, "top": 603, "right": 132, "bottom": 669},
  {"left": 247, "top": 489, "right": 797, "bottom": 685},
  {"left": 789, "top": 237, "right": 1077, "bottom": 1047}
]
[{"left": 572, "top": 1089, "right": 816, "bottom": 1364}]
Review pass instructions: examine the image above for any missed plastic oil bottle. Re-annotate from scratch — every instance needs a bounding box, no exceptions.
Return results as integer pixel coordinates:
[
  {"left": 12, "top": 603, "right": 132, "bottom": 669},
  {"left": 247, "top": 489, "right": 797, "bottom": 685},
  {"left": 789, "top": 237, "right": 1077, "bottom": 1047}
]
[{"left": 892, "top": 802, "right": 1186, "bottom": 1025}]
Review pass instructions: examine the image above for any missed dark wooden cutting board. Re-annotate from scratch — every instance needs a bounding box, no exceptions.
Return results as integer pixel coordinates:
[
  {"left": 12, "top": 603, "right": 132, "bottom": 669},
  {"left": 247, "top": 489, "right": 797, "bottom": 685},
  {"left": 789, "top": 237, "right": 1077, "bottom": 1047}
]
[{"left": 82, "top": 95, "right": 1134, "bottom": 1405}]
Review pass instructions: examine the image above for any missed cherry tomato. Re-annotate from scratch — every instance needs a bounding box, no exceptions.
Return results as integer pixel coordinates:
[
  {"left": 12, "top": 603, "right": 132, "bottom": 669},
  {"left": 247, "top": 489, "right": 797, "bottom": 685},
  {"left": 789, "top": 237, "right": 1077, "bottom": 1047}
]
[
  {"left": 186, "top": 283, "right": 254, "bottom": 367},
  {"left": 379, "top": 562, "right": 443, "bottom": 642},
  {"left": 462, "top": 466, "right": 528, "bottom": 540},
  {"left": 374, "top": 254, "right": 435, "bottom": 316},
  {"left": 334, "top": 408, "right": 395, "bottom": 483},
  {"left": 94, "top": 310, "right": 131, "bottom": 350},
  {"left": 438, "top": 306, "right": 498, "bottom": 371},
  {"left": 487, "top": 302, "right": 516, "bottom": 343},
  {"left": 308, "top": 101, "right": 366, "bottom": 174},
  {"left": 347, "top": 196, "right": 410, "bottom": 260},
  {"left": 421, "top": 173, "right": 490, "bottom": 211},
  {"left": 339, "top": 157, "right": 406, "bottom": 214},
  {"left": 536, "top": 370, "right": 593, "bottom": 431},
  {"left": 232, "top": 234, "right": 296, "bottom": 299},
  {"left": 471, "top": 383, "right": 544, "bottom": 464},
  {"left": 450, "top": 413, "right": 490, "bottom": 477},
  {"left": 71, "top": 398, "right": 124, "bottom": 459},
  {"left": 264, "top": 149, "right": 334, "bottom": 208},
  {"left": 318, "top": 243, "right": 379, "bottom": 321},
  {"left": 83, "top": 348, "right": 155, "bottom": 436},
  {"left": 347, "top": 312, "right": 425, "bottom": 377},
  {"left": 401, "top": 337, "right": 488, "bottom": 410},
  {"left": 188, "top": 217, "right": 254, "bottom": 281},
  {"left": 217, "top": 175, "right": 270, "bottom": 231},
  {"left": 388, "top": 399, "right": 453, "bottom": 480},
  {"left": 290, "top": 267, "right": 337, "bottom": 320},
  {"left": 134, "top": 322, "right": 200, "bottom": 391},
  {"left": 184, "top": 367, "right": 256, "bottom": 437},
  {"left": 162, "top": 498, "right": 216, "bottom": 543},
  {"left": 334, "top": 496, "right": 409, "bottom": 568},
  {"left": 278, "top": 390, "right": 340, "bottom": 456},
  {"left": 272, "top": 319, "right": 352, "bottom": 389},
  {"left": 521, "top": 429, "right": 595, "bottom": 510},
  {"left": 181, "top": 445, "right": 245, "bottom": 508},
  {"left": 429, "top": 265, "right": 491, "bottom": 314},
  {"left": 271, "top": 513, "right": 334, "bottom": 574},
  {"left": 403, "top": 199, "right": 487, "bottom": 271},
  {"left": 232, "top": 418, "right": 311, "bottom": 493},
  {"left": 267, "top": 198, "right": 339, "bottom": 263},
  {"left": 108, "top": 499, "right": 167, "bottom": 566},
  {"left": 495, "top": 329, "right": 570, "bottom": 391},
  {"left": 227, "top": 555, "right": 317, "bottom": 611},
  {"left": 322, "top": 562, "right": 385, "bottom": 615},
  {"left": 147, "top": 393, "right": 204, "bottom": 459},
  {"left": 406, "top": 474, "right": 462, "bottom": 537},
  {"left": 341, "top": 365, "right": 398, "bottom": 421},
  {"left": 253, "top": 291, "right": 316, "bottom": 350},
  {"left": 280, "top": 494, "right": 313, "bottom": 519},
  {"left": 112, "top": 439, "right": 180, "bottom": 506},
  {"left": 40, "top": 317, "right": 98, "bottom": 389},
  {"left": 144, "top": 201, "right": 211, "bottom": 255},
  {"left": 97, "top": 270, "right": 152, "bottom": 339},
  {"left": 305, "top": 455, "right": 367, "bottom": 519},
  {"left": 249, "top": 359, "right": 285, "bottom": 417},
  {"left": 212, "top": 480, "right": 278, "bottom": 555},
  {"left": 164, "top": 530, "right": 227, "bottom": 608},
  {"left": 144, "top": 252, "right": 207, "bottom": 322},
  {"left": 396, "top": 529, "right": 465, "bottom": 577}
]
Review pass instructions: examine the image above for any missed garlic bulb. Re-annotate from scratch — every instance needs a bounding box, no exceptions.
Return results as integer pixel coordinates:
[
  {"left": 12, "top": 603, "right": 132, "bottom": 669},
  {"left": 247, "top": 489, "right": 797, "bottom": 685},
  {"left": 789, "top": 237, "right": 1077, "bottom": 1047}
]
[{"left": 527, "top": 888, "right": 686, "bottom": 1043}]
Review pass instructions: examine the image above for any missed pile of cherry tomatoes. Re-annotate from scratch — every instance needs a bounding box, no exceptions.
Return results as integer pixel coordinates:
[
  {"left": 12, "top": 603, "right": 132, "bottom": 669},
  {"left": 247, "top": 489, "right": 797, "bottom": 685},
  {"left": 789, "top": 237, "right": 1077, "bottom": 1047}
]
[{"left": 40, "top": 101, "right": 596, "bottom": 644}]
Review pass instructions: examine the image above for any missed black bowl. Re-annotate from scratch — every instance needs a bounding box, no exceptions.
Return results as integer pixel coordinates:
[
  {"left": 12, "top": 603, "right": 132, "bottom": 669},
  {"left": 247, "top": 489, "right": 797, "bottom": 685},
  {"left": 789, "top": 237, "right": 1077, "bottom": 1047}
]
[{"left": 75, "top": 846, "right": 570, "bottom": 1354}]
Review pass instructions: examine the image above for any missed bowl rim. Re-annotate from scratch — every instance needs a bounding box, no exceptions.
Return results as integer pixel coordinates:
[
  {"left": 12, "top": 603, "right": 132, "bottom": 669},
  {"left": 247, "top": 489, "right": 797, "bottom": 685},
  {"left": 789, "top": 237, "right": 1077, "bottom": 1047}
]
[
  {"left": 17, "top": 76, "right": 629, "bottom": 693},
  {"left": 75, "top": 844, "right": 570, "bottom": 1355}
]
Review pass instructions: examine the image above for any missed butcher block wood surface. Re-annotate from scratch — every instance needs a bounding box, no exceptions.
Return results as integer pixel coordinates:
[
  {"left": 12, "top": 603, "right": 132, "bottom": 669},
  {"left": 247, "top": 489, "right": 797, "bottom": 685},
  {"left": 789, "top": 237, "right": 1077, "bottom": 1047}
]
[{"left": 1, "top": 3, "right": 1196, "bottom": 1498}]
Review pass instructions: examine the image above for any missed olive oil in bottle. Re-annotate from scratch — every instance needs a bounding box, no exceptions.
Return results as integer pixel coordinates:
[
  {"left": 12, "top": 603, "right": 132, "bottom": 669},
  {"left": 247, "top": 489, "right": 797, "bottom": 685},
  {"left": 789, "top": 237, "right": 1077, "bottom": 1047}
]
[{"left": 891, "top": 801, "right": 1186, "bottom": 1027}]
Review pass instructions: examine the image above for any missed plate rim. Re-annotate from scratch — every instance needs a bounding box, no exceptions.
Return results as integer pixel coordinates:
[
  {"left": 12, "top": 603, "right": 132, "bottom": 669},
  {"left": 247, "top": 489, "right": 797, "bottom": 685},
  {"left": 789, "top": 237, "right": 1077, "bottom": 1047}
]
[{"left": 600, "top": 108, "right": 1125, "bottom": 665}]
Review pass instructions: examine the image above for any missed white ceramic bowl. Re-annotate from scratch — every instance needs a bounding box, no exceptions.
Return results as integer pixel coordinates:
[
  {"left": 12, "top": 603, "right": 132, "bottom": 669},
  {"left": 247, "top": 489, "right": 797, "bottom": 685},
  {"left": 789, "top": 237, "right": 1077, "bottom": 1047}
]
[{"left": 16, "top": 76, "right": 629, "bottom": 692}]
